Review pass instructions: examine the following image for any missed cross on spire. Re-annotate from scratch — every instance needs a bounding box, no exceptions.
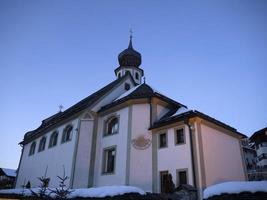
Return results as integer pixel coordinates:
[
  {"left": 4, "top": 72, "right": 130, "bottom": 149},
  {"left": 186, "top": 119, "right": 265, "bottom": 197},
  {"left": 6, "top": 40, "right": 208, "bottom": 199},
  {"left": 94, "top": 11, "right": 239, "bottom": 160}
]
[
  {"left": 130, "top": 28, "right": 133, "bottom": 39},
  {"left": 59, "top": 104, "right": 64, "bottom": 112},
  {"left": 128, "top": 28, "right": 133, "bottom": 49}
]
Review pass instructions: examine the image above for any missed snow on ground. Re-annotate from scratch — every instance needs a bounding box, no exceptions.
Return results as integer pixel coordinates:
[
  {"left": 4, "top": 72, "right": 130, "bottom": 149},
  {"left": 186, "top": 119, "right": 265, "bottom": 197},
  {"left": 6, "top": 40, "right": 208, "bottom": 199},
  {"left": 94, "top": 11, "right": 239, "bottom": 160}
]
[
  {"left": 0, "top": 185, "right": 145, "bottom": 198},
  {"left": 203, "top": 181, "right": 267, "bottom": 199},
  {"left": 69, "top": 186, "right": 145, "bottom": 198},
  {"left": 0, "top": 188, "right": 37, "bottom": 197}
]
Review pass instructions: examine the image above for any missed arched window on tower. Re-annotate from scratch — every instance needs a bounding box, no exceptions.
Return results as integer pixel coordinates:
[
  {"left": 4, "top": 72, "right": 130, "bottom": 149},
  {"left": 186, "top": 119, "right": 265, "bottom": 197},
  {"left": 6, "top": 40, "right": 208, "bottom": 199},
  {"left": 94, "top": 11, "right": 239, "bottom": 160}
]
[
  {"left": 29, "top": 141, "right": 36, "bottom": 156},
  {"left": 62, "top": 125, "right": 73, "bottom": 143},
  {"left": 49, "top": 131, "right": 58, "bottom": 148},
  {"left": 118, "top": 72, "right": 121, "bottom": 78},
  {"left": 135, "top": 72, "right": 139, "bottom": 80},
  {"left": 38, "top": 137, "right": 46, "bottom": 152},
  {"left": 104, "top": 116, "right": 119, "bottom": 136}
]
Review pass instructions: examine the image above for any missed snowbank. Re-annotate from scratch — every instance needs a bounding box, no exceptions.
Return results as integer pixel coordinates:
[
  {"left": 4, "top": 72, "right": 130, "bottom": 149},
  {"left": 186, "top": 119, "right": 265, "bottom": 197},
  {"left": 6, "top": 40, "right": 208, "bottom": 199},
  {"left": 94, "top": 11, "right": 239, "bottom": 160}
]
[
  {"left": 0, "top": 185, "right": 145, "bottom": 198},
  {"left": 69, "top": 186, "right": 145, "bottom": 198},
  {"left": 203, "top": 181, "right": 267, "bottom": 199}
]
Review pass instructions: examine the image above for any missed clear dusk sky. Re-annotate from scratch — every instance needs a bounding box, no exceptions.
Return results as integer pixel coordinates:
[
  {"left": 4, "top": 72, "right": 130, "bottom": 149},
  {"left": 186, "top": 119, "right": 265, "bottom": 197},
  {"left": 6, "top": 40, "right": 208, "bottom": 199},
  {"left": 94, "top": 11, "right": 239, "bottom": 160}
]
[{"left": 0, "top": 0, "right": 266, "bottom": 169}]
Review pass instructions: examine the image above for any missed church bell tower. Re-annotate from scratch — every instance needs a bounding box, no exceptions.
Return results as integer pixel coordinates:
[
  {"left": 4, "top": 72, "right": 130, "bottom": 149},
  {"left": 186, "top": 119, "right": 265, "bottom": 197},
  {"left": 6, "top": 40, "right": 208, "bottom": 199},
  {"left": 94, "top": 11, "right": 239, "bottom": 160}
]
[{"left": 114, "top": 34, "right": 144, "bottom": 85}]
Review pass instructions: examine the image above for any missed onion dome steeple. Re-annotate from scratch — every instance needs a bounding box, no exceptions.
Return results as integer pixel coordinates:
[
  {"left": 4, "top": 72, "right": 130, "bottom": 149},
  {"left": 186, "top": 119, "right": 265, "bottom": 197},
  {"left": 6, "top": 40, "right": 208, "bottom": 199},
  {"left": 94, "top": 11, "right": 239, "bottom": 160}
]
[
  {"left": 118, "top": 35, "right": 142, "bottom": 67},
  {"left": 115, "top": 32, "right": 144, "bottom": 85}
]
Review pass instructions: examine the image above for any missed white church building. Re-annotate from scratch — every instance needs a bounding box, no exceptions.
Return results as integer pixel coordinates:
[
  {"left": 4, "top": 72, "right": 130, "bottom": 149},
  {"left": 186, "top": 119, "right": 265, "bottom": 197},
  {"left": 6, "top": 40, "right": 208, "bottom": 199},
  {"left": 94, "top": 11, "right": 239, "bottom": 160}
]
[{"left": 15, "top": 36, "right": 247, "bottom": 198}]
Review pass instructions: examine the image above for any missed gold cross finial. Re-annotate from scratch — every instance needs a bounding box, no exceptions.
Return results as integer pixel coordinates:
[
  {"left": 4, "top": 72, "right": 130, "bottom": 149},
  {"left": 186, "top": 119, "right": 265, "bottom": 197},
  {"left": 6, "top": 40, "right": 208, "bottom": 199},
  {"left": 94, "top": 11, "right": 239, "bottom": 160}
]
[
  {"left": 59, "top": 104, "right": 63, "bottom": 112},
  {"left": 130, "top": 28, "right": 133, "bottom": 39}
]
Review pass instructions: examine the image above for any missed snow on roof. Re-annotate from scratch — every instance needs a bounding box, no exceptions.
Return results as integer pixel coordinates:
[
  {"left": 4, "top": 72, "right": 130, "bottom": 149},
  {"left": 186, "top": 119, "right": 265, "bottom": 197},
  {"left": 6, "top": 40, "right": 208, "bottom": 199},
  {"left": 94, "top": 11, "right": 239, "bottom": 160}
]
[
  {"left": 171, "top": 107, "right": 191, "bottom": 117},
  {"left": 203, "top": 181, "right": 267, "bottom": 199},
  {"left": 115, "top": 84, "right": 168, "bottom": 102},
  {"left": 115, "top": 84, "right": 142, "bottom": 101},
  {"left": 0, "top": 186, "right": 145, "bottom": 198},
  {"left": 1, "top": 168, "right": 16, "bottom": 177},
  {"left": 148, "top": 85, "right": 163, "bottom": 94}
]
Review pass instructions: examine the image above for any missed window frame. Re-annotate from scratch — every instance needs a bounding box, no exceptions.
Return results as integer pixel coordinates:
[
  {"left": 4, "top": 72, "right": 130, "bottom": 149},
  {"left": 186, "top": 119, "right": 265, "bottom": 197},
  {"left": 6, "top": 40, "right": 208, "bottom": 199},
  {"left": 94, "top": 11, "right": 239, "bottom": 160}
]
[
  {"left": 102, "top": 146, "right": 117, "bottom": 175},
  {"left": 176, "top": 168, "right": 188, "bottom": 186},
  {"left": 38, "top": 137, "right": 46, "bottom": 152},
  {"left": 124, "top": 83, "right": 130, "bottom": 90},
  {"left": 158, "top": 132, "right": 168, "bottom": 148},
  {"left": 135, "top": 72, "right": 139, "bottom": 80},
  {"left": 174, "top": 127, "right": 186, "bottom": 145},
  {"left": 62, "top": 125, "right": 73, "bottom": 144},
  {"left": 49, "top": 131, "right": 58, "bottom": 148},
  {"left": 29, "top": 141, "right": 36, "bottom": 156},
  {"left": 103, "top": 115, "right": 120, "bottom": 137}
]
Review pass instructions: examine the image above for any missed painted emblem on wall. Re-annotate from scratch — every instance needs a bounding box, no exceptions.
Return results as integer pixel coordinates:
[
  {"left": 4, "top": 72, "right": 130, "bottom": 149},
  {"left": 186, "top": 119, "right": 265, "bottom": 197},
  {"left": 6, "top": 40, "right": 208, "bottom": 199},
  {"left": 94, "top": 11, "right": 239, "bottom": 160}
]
[{"left": 131, "top": 134, "right": 151, "bottom": 150}]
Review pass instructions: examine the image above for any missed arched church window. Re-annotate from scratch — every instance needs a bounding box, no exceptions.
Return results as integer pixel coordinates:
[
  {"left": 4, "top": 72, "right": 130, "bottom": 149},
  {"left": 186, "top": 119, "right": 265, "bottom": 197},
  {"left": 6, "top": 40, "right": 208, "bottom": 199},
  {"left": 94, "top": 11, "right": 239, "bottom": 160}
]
[
  {"left": 38, "top": 137, "right": 46, "bottom": 152},
  {"left": 118, "top": 72, "right": 121, "bottom": 78},
  {"left": 62, "top": 125, "right": 73, "bottom": 143},
  {"left": 135, "top": 72, "right": 139, "bottom": 80},
  {"left": 49, "top": 131, "right": 58, "bottom": 148},
  {"left": 104, "top": 116, "right": 119, "bottom": 136},
  {"left": 29, "top": 141, "right": 36, "bottom": 156}
]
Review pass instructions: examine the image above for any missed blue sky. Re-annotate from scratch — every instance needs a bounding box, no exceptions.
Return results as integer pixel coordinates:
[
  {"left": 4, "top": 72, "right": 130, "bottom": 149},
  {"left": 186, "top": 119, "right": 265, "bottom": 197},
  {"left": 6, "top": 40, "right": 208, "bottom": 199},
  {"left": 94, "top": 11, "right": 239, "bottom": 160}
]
[{"left": 0, "top": 0, "right": 266, "bottom": 169}]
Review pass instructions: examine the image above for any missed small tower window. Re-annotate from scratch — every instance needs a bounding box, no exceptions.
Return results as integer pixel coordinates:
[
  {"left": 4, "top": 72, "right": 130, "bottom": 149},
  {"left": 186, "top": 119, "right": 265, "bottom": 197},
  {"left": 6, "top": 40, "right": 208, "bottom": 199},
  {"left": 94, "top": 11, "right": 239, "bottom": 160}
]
[
  {"left": 49, "top": 131, "right": 58, "bottom": 148},
  {"left": 124, "top": 83, "right": 130, "bottom": 90},
  {"left": 62, "top": 125, "right": 73, "bottom": 143},
  {"left": 118, "top": 72, "right": 121, "bottom": 78},
  {"left": 135, "top": 72, "right": 139, "bottom": 80},
  {"left": 38, "top": 137, "right": 46, "bottom": 152},
  {"left": 29, "top": 141, "right": 36, "bottom": 156}
]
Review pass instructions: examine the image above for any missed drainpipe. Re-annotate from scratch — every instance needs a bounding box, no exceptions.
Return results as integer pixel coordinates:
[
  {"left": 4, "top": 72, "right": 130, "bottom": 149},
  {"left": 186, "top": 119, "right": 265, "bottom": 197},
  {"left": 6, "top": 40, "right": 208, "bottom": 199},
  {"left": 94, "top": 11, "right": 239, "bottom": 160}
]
[{"left": 184, "top": 118, "right": 197, "bottom": 188}]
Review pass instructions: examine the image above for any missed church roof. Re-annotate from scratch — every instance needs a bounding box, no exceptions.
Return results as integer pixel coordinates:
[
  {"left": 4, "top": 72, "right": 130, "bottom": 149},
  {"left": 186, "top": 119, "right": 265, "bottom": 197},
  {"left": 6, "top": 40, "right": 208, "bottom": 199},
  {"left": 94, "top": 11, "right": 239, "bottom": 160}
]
[
  {"left": 150, "top": 109, "right": 246, "bottom": 138},
  {"left": 98, "top": 83, "right": 186, "bottom": 113},
  {"left": 21, "top": 74, "right": 136, "bottom": 145}
]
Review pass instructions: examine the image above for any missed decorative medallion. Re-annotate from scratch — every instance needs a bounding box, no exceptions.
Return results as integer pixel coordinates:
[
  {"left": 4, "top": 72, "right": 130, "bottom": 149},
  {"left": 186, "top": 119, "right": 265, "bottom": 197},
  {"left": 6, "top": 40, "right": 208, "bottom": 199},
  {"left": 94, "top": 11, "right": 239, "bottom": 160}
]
[{"left": 131, "top": 134, "right": 151, "bottom": 150}]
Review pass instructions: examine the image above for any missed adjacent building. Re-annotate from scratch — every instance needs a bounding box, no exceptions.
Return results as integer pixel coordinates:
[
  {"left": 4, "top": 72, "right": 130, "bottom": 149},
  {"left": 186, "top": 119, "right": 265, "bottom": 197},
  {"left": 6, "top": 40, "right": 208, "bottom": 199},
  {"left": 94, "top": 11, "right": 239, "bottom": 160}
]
[
  {"left": 0, "top": 168, "right": 16, "bottom": 189},
  {"left": 248, "top": 127, "right": 267, "bottom": 180},
  {"left": 15, "top": 36, "right": 247, "bottom": 199}
]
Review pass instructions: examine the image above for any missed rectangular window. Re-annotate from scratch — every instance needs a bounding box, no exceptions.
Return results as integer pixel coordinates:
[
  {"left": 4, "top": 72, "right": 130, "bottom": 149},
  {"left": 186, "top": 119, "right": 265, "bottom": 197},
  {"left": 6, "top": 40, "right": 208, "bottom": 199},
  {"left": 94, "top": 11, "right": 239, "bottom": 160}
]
[
  {"left": 159, "top": 133, "right": 167, "bottom": 148},
  {"left": 177, "top": 169, "right": 187, "bottom": 186},
  {"left": 175, "top": 128, "right": 185, "bottom": 145},
  {"left": 102, "top": 147, "right": 116, "bottom": 174}
]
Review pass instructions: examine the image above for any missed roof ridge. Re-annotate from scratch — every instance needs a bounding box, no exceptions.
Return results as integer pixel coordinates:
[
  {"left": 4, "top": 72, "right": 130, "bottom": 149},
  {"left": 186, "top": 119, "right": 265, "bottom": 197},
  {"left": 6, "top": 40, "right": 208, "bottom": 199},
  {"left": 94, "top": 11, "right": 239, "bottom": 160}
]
[{"left": 22, "top": 74, "right": 133, "bottom": 145}]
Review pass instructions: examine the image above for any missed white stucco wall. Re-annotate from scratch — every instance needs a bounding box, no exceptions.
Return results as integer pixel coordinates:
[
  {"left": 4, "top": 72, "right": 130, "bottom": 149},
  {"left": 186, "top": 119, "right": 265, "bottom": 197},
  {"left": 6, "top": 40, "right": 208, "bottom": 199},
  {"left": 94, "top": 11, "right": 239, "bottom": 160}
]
[
  {"left": 201, "top": 123, "right": 246, "bottom": 186},
  {"left": 129, "top": 104, "right": 152, "bottom": 192},
  {"left": 72, "top": 119, "right": 93, "bottom": 188},
  {"left": 157, "top": 125, "right": 193, "bottom": 191},
  {"left": 94, "top": 107, "right": 129, "bottom": 186},
  {"left": 16, "top": 118, "right": 79, "bottom": 188}
]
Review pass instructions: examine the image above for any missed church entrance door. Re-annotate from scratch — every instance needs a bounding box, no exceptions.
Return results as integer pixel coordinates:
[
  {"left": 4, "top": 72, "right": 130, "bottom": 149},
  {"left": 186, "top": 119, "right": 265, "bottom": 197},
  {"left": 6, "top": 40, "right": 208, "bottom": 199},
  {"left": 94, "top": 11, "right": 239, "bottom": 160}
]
[{"left": 160, "top": 171, "right": 169, "bottom": 193}]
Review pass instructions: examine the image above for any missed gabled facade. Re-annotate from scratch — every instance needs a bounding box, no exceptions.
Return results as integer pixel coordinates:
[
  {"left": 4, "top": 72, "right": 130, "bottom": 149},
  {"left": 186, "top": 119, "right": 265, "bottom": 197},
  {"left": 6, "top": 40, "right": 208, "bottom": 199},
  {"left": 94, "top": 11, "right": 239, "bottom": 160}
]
[{"left": 15, "top": 37, "right": 247, "bottom": 199}]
